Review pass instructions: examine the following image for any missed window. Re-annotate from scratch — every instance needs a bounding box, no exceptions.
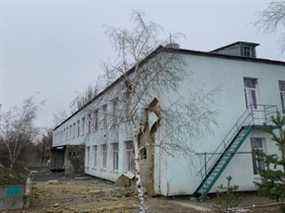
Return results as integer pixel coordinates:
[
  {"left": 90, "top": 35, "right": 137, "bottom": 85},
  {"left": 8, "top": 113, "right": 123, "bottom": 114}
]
[
  {"left": 65, "top": 128, "right": 68, "bottom": 140},
  {"left": 125, "top": 91, "right": 131, "bottom": 119},
  {"left": 279, "top": 81, "right": 285, "bottom": 113},
  {"left": 102, "top": 144, "right": 107, "bottom": 169},
  {"left": 69, "top": 125, "right": 72, "bottom": 139},
  {"left": 86, "top": 146, "right": 90, "bottom": 169},
  {"left": 112, "top": 98, "right": 119, "bottom": 126},
  {"left": 87, "top": 114, "right": 92, "bottom": 134},
  {"left": 241, "top": 46, "right": 251, "bottom": 57},
  {"left": 251, "top": 137, "right": 266, "bottom": 175},
  {"left": 73, "top": 123, "right": 76, "bottom": 138},
  {"left": 112, "top": 143, "right": 119, "bottom": 171},
  {"left": 93, "top": 110, "right": 98, "bottom": 131},
  {"left": 93, "top": 145, "right": 97, "bottom": 169},
  {"left": 103, "top": 104, "right": 107, "bottom": 129},
  {"left": 82, "top": 117, "right": 85, "bottom": 136},
  {"left": 125, "top": 141, "right": 135, "bottom": 173},
  {"left": 77, "top": 120, "right": 80, "bottom": 137},
  {"left": 244, "top": 77, "right": 258, "bottom": 109}
]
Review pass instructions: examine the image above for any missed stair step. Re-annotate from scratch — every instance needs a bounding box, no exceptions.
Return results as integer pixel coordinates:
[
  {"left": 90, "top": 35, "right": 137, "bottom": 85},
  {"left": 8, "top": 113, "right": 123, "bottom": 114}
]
[{"left": 195, "top": 124, "right": 253, "bottom": 197}]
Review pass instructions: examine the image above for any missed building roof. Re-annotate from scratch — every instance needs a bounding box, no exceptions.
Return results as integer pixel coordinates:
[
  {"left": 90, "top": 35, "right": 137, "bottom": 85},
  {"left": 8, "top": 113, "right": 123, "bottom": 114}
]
[
  {"left": 210, "top": 41, "right": 260, "bottom": 53},
  {"left": 54, "top": 45, "right": 285, "bottom": 131}
]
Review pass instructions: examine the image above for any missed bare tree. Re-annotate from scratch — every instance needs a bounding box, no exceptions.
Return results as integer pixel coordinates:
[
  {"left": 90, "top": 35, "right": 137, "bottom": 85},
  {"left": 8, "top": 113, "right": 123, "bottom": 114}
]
[
  {"left": 37, "top": 129, "right": 53, "bottom": 164},
  {"left": 256, "top": 1, "right": 285, "bottom": 50},
  {"left": 69, "top": 85, "right": 99, "bottom": 113},
  {"left": 95, "top": 11, "right": 216, "bottom": 212},
  {"left": 53, "top": 110, "right": 69, "bottom": 127},
  {"left": 0, "top": 97, "right": 39, "bottom": 169}
]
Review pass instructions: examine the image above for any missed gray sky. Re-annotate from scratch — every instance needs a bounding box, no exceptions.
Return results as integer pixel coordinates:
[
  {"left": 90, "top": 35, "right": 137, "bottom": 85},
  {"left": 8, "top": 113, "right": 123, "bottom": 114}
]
[{"left": 0, "top": 0, "right": 284, "bottom": 129}]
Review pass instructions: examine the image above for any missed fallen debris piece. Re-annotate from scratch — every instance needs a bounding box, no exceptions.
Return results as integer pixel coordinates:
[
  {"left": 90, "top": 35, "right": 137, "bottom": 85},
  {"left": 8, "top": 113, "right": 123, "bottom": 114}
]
[{"left": 116, "top": 173, "right": 135, "bottom": 188}]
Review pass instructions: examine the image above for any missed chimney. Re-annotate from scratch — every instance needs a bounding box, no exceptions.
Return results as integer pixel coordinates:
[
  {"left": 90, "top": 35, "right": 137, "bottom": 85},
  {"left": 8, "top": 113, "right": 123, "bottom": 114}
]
[{"left": 210, "top": 41, "right": 259, "bottom": 58}]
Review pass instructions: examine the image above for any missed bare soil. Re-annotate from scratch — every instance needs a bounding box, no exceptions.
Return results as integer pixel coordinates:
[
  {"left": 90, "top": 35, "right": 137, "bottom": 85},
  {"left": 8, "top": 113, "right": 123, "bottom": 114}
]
[{"left": 2, "top": 169, "right": 283, "bottom": 213}]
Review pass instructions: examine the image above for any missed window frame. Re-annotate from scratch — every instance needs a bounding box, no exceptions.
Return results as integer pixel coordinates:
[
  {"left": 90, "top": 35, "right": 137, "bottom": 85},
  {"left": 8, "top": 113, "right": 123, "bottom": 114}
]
[
  {"left": 125, "top": 141, "right": 135, "bottom": 173},
  {"left": 241, "top": 46, "right": 251, "bottom": 57},
  {"left": 250, "top": 137, "right": 266, "bottom": 175},
  {"left": 243, "top": 77, "right": 258, "bottom": 109},
  {"left": 112, "top": 143, "right": 119, "bottom": 172},
  {"left": 93, "top": 145, "right": 97, "bottom": 169},
  {"left": 279, "top": 80, "right": 285, "bottom": 113},
  {"left": 102, "top": 144, "right": 107, "bottom": 169},
  {"left": 86, "top": 146, "right": 90, "bottom": 170},
  {"left": 102, "top": 104, "right": 108, "bottom": 129},
  {"left": 77, "top": 120, "right": 80, "bottom": 137}
]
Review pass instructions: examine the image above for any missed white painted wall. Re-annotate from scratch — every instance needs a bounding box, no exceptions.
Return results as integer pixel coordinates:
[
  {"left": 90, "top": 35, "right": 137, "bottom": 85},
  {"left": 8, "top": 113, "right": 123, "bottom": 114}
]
[
  {"left": 161, "top": 53, "right": 285, "bottom": 196},
  {"left": 52, "top": 49, "right": 285, "bottom": 196}
]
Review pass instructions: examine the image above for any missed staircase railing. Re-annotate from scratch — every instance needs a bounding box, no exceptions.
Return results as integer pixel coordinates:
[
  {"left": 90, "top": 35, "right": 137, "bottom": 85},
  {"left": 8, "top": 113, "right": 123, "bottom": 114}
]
[{"left": 197, "top": 104, "right": 278, "bottom": 180}]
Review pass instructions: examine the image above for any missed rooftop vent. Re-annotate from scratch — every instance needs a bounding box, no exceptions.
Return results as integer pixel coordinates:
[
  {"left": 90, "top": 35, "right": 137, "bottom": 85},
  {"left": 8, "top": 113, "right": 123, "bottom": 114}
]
[{"left": 210, "top": 41, "right": 260, "bottom": 58}]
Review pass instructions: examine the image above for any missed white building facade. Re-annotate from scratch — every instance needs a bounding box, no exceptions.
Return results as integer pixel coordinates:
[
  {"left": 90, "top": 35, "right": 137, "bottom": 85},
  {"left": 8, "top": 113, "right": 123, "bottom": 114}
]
[{"left": 53, "top": 41, "right": 285, "bottom": 196}]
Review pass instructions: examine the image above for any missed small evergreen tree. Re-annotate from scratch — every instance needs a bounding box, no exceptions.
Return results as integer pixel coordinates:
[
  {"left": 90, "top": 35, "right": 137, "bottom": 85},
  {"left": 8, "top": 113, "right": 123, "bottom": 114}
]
[
  {"left": 215, "top": 176, "right": 240, "bottom": 212},
  {"left": 257, "top": 112, "right": 285, "bottom": 202}
]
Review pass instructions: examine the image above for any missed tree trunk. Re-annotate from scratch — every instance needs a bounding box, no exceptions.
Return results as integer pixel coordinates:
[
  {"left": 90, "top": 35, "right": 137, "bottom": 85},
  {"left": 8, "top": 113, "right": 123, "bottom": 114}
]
[{"left": 133, "top": 125, "right": 147, "bottom": 213}]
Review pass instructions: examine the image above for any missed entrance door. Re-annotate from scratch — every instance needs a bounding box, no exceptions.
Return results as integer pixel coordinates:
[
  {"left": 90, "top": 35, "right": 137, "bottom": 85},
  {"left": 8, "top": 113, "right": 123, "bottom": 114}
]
[{"left": 244, "top": 77, "right": 258, "bottom": 109}]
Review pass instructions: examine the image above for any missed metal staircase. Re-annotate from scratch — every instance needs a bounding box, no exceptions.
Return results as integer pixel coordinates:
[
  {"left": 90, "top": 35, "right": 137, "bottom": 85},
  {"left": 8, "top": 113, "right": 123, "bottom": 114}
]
[{"left": 194, "top": 105, "right": 278, "bottom": 198}]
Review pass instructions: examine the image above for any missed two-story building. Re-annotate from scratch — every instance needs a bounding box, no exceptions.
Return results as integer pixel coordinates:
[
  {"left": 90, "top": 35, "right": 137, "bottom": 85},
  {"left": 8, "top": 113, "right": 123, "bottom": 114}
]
[{"left": 52, "top": 41, "right": 285, "bottom": 196}]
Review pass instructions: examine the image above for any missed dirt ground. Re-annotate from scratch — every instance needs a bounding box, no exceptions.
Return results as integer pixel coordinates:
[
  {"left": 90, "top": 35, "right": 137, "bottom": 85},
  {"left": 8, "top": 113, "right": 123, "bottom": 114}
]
[
  {"left": 2, "top": 169, "right": 284, "bottom": 213},
  {"left": 22, "top": 170, "right": 199, "bottom": 213},
  {"left": 26, "top": 179, "right": 198, "bottom": 213}
]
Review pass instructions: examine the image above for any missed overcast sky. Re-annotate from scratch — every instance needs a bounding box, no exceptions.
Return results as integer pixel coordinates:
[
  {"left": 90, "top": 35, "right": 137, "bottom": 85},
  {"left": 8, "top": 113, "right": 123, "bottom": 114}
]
[{"left": 0, "top": 0, "right": 284, "bottom": 129}]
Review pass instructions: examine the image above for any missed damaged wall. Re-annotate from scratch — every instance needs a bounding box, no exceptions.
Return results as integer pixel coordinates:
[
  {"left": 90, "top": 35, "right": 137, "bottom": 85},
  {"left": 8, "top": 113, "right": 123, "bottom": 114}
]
[
  {"left": 50, "top": 147, "right": 65, "bottom": 171},
  {"left": 64, "top": 145, "right": 85, "bottom": 176},
  {"left": 138, "top": 98, "right": 160, "bottom": 196}
]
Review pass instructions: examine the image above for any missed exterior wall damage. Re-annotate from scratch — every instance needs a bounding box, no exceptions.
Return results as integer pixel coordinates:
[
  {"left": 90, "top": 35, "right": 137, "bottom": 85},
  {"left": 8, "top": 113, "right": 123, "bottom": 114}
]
[
  {"left": 52, "top": 42, "right": 285, "bottom": 196},
  {"left": 64, "top": 145, "right": 85, "bottom": 177}
]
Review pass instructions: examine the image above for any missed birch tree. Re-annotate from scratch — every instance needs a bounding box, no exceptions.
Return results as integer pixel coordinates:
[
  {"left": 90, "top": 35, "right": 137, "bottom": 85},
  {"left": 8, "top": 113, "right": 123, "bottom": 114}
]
[
  {"left": 99, "top": 11, "right": 216, "bottom": 212},
  {"left": 0, "top": 97, "right": 39, "bottom": 169}
]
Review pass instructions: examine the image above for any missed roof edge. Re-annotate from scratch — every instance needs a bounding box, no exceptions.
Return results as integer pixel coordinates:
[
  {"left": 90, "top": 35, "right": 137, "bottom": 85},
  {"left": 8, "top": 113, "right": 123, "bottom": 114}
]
[
  {"left": 210, "top": 41, "right": 260, "bottom": 53},
  {"left": 53, "top": 45, "right": 285, "bottom": 131},
  {"left": 53, "top": 45, "right": 165, "bottom": 131}
]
